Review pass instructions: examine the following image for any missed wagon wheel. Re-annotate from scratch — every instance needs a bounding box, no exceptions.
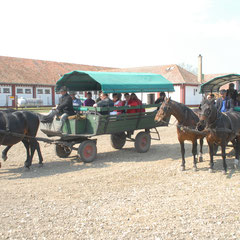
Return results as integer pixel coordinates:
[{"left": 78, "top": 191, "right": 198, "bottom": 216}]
[
  {"left": 110, "top": 132, "right": 126, "bottom": 149},
  {"left": 134, "top": 131, "right": 151, "bottom": 153},
  {"left": 55, "top": 144, "right": 72, "bottom": 158},
  {"left": 78, "top": 140, "right": 97, "bottom": 163}
]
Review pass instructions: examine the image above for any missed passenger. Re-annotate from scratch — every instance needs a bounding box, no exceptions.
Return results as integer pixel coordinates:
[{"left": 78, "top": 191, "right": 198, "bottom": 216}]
[
  {"left": 96, "top": 91, "right": 102, "bottom": 103},
  {"left": 227, "top": 83, "right": 238, "bottom": 105},
  {"left": 235, "top": 93, "right": 240, "bottom": 106},
  {"left": 111, "top": 93, "right": 124, "bottom": 115},
  {"left": 127, "top": 93, "right": 145, "bottom": 113},
  {"left": 216, "top": 89, "right": 234, "bottom": 112},
  {"left": 93, "top": 92, "right": 114, "bottom": 115},
  {"left": 122, "top": 93, "right": 130, "bottom": 106},
  {"left": 69, "top": 91, "right": 82, "bottom": 108},
  {"left": 155, "top": 92, "right": 166, "bottom": 110},
  {"left": 84, "top": 92, "right": 95, "bottom": 106},
  {"left": 56, "top": 86, "right": 75, "bottom": 131},
  {"left": 207, "top": 93, "right": 215, "bottom": 100}
]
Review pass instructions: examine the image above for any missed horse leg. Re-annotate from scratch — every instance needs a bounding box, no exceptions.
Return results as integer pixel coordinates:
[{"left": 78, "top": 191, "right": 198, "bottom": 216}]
[
  {"left": 35, "top": 141, "right": 43, "bottom": 167},
  {"left": 208, "top": 142, "right": 214, "bottom": 173},
  {"left": 22, "top": 139, "right": 31, "bottom": 168},
  {"left": 180, "top": 141, "right": 185, "bottom": 171},
  {"left": 221, "top": 144, "right": 227, "bottom": 174},
  {"left": 233, "top": 137, "right": 240, "bottom": 169},
  {"left": 192, "top": 140, "right": 198, "bottom": 171},
  {"left": 2, "top": 145, "right": 12, "bottom": 161},
  {"left": 198, "top": 138, "right": 204, "bottom": 162}
]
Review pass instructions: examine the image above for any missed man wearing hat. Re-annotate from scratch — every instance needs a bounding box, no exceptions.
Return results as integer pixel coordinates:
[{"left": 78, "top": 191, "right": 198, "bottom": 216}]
[
  {"left": 216, "top": 89, "right": 234, "bottom": 112},
  {"left": 56, "top": 86, "right": 75, "bottom": 131}
]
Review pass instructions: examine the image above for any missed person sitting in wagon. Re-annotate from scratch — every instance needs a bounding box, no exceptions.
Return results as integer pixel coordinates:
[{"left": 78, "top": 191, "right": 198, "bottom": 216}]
[
  {"left": 127, "top": 93, "right": 145, "bottom": 113},
  {"left": 155, "top": 92, "right": 166, "bottom": 110},
  {"left": 111, "top": 93, "right": 124, "bottom": 115},
  {"left": 69, "top": 91, "right": 82, "bottom": 108},
  {"left": 216, "top": 89, "right": 234, "bottom": 112},
  {"left": 55, "top": 86, "right": 75, "bottom": 131},
  {"left": 83, "top": 92, "right": 95, "bottom": 106},
  {"left": 93, "top": 92, "right": 114, "bottom": 115}
]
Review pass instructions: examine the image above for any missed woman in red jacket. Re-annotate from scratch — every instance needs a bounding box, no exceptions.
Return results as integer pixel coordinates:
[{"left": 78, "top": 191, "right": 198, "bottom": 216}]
[{"left": 127, "top": 93, "right": 145, "bottom": 113}]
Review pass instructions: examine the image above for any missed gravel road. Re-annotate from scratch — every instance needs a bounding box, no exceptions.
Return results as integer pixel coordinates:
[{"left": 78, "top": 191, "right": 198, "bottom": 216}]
[{"left": 0, "top": 117, "right": 240, "bottom": 240}]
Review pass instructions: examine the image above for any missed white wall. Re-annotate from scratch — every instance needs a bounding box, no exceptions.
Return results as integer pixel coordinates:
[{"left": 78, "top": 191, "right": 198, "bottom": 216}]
[
  {"left": 0, "top": 86, "right": 13, "bottom": 107},
  {"left": 36, "top": 87, "right": 52, "bottom": 105},
  {"left": 169, "top": 85, "right": 181, "bottom": 102},
  {"left": 185, "top": 85, "right": 202, "bottom": 105}
]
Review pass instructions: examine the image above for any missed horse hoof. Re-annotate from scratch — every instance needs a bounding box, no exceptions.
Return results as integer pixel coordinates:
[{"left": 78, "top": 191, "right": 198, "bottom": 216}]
[
  {"left": 181, "top": 166, "right": 185, "bottom": 171},
  {"left": 234, "top": 159, "right": 239, "bottom": 169},
  {"left": 209, "top": 168, "right": 213, "bottom": 173},
  {"left": 222, "top": 170, "right": 227, "bottom": 175},
  {"left": 2, "top": 155, "right": 7, "bottom": 161},
  {"left": 38, "top": 163, "right": 43, "bottom": 168},
  {"left": 193, "top": 167, "right": 197, "bottom": 172},
  {"left": 198, "top": 156, "right": 203, "bottom": 162}
]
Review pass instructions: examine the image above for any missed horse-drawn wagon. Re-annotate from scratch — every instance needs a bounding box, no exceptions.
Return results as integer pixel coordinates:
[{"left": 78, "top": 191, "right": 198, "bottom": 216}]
[
  {"left": 40, "top": 71, "right": 174, "bottom": 163},
  {"left": 198, "top": 73, "right": 240, "bottom": 173}
]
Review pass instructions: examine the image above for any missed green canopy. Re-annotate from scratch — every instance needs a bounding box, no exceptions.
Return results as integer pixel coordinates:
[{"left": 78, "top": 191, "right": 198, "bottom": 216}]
[
  {"left": 55, "top": 71, "right": 174, "bottom": 93},
  {"left": 200, "top": 74, "right": 240, "bottom": 93}
]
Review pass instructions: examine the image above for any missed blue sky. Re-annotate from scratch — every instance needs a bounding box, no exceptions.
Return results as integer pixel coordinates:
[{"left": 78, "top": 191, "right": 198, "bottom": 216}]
[{"left": 0, "top": 0, "right": 239, "bottom": 75}]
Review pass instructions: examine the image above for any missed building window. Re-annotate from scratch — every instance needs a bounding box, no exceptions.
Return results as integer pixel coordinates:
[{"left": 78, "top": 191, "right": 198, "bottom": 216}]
[
  {"left": 45, "top": 89, "right": 50, "bottom": 94},
  {"left": 17, "top": 88, "right": 23, "bottom": 94},
  {"left": 25, "top": 89, "right": 32, "bottom": 94},
  {"left": 37, "top": 89, "right": 43, "bottom": 94},
  {"left": 3, "top": 88, "right": 10, "bottom": 93}
]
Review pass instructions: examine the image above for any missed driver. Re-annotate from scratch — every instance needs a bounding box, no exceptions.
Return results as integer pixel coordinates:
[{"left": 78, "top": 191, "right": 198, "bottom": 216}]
[{"left": 55, "top": 86, "right": 75, "bottom": 131}]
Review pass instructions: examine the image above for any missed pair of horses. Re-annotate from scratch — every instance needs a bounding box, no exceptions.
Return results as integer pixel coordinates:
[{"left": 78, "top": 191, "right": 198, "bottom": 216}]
[
  {"left": 155, "top": 98, "right": 240, "bottom": 174},
  {"left": 0, "top": 110, "right": 54, "bottom": 169}
]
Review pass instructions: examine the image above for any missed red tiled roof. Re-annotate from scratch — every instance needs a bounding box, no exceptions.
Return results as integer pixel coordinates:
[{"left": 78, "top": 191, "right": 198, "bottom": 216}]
[
  {"left": 104, "top": 64, "right": 198, "bottom": 84},
  {"left": 0, "top": 56, "right": 114, "bottom": 85}
]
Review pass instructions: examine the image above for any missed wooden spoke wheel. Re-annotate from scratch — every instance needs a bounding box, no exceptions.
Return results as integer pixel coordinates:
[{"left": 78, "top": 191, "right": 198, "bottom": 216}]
[
  {"left": 78, "top": 140, "right": 97, "bottom": 163},
  {"left": 55, "top": 144, "right": 72, "bottom": 158},
  {"left": 110, "top": 132, "right": 126, "bottom": 149},
  {"left": 134, "top": 132, "right": 151, "bottom": 153}
]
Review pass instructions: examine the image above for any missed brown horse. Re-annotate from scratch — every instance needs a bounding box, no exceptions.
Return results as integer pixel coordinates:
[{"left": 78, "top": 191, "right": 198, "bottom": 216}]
[
  {"left": 154, "top": 98, "right": 205, "bottom": 171},
  {"left": 197, "top": 98, "right": 240, "bottom": 174}
]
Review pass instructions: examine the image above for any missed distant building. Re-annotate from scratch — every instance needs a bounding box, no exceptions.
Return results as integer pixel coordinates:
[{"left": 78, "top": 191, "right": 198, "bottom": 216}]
[
  {"left": 1, "top": 55, "right": 237, "bottom": 108},
  {"left": 0, "top": 56, "right": 113, "bottom": 108}
]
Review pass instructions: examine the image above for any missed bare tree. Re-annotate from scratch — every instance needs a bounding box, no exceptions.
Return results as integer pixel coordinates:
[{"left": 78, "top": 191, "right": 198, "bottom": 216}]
[{"left": 178, "top": 62, "right": 197, "bottom": 75}]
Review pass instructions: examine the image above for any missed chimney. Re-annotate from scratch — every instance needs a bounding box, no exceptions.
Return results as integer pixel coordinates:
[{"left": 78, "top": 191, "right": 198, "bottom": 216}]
[{"left": 198, "top": 54, "right": 203, "bottom": 83}]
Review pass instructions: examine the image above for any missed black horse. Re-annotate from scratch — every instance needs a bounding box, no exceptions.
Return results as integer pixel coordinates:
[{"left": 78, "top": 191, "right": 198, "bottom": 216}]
[
  {"left": 0, "top": 109, "right": 53, "bottom": 168},
  {"left": 197, "top": 98, "right": 240, "bottom": 174},
  {"left": 154, "top": 98, "right": 205, "bottom": 171}
]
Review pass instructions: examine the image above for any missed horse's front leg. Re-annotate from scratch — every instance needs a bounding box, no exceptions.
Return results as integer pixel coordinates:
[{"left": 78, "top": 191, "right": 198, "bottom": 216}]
[
  {"left": 2, "top": 145, "right": 12, "bottom": 161},
  {"left": 233, "top": 137, "right": 240, "bottom": 169},
  {"left": 198, "top": 138, "right": 204, "bottom": 162},
  {"left": 208, "top": 142, "right": 214, "bottom": 173},
  {"left": 179, "top": 141, "right": 185, "bottom": 171},
  {"left": 192, "top": 140, "right": 198, "bottom": 171},
  {"left": 221, "top": 144, "right": 227, "bottom": 174}
]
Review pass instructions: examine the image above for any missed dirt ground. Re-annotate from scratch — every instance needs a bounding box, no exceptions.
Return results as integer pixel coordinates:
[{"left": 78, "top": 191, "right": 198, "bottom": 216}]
[{"left": 0, "top": 117, "right": 240, "bottom": 240}]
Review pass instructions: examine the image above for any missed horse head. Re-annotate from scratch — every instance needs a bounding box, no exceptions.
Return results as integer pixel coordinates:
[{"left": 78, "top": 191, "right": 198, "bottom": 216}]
[
  {"left": 197, "top": 98, "right": 217, "bottom": 130},
  {"left": 154, "top": 97, "right": 172, "bottom": 122}
]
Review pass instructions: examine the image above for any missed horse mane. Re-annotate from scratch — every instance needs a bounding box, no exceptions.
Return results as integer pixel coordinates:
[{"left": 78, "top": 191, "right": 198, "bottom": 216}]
[{"left": 170, "top": 100, "right": 199, "bottom": 123}]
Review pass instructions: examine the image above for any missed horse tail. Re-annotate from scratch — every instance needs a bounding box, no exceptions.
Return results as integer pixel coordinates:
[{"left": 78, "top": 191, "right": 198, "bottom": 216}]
[{"left": 36, "top": 110, "right": 56, "bottom": 124}]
